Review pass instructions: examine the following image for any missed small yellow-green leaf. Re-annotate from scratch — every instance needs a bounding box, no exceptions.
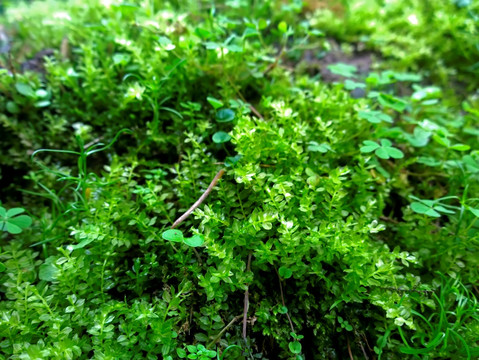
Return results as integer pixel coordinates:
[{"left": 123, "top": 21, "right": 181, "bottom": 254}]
[
  {"left": 162, "top": 229, "right": 184, "bottom": 242},
  {"left": 183, "top": 234, "right": 205, "bottom": 247}
]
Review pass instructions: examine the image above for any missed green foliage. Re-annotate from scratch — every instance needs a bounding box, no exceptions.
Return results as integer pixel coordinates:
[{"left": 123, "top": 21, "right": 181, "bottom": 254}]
[
  {"left": 0, "top": 206, "right": 32, "bottom": 234},
  {"left": 0, "top": 0, "right": 478, "bottom": 359}
]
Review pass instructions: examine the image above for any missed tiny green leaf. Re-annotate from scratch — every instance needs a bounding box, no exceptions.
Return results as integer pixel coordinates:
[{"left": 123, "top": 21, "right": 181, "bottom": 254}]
[
  {"left": 162, "top": 229, "right": 184, "bottom": 242},
  {"left": 278, "top": 21, "right": 288, "bottom": 33},
  {"left": 360, "top": 140, "right": 380, "bottom": 153},
  {"left": 183, "top": 235, "right": 205, "bottom": 247},
  {"left": 279, "top": 266, "right": 293, "bottom": 279},
  {"left": 327, "top": 63, "right": 357, "bottom": 78},
  {"left": 39, "top": 259, "right": 59, "bottom": 281},
  {"left": 378, "top": 93, "right": 407, "bottom": 112},
  {"left": 207, "top": 96, "right": 223, "bottom": 109},
  {"left": 307, "top": 141, "right": 331, "bottom": 153},
  {"left": 212, "top": 131, "right": 231, "bottom": 143},
  {"left": 6, "top": 101, "right": 19, "bottom": 114},
  {"left": 450, "top": 144, "right": 470, "bottom": 151},
  {"left": 177, "top": 348, "right": 187, "bottom": 358},
  {"left": 289, "top": 341, "right": 302, "bottom": 354},
  {"left": 358, "top": 110, "right": 393, "bottom": 124}
]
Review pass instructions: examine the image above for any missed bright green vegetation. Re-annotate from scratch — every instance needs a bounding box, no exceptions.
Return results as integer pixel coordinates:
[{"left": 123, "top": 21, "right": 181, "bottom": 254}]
[{"left": 1, "top": 0, "right": 478, "bottom": 359}]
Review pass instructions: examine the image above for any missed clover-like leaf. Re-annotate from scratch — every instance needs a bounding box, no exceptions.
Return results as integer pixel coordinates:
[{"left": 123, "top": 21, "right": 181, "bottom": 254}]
[
  {"left": 358, "top": 110, "right": 393, "bottom": 124},
  {"left": 0, "top": 206, "right": 33, "bottom": 234},
  {"left": 360, "top": 140, "right": 380, "bottom": 153},
  {"left": 279, "top": 266, "right": 293, "bottom": 279},
  {"left": 410, "top": 197, "right": 457, "bottom": 218},
  {"left": 162, "top": 229, "right": 184, "bottom": 242},
  {"left": 344, "top": 79, "right": 366, "bottom": 90},
  {"left": 212, "top": 131, "right": 231, "bottom": 143},
  {"left": 327, "top": 63, "right": 357, "bottom": 78},
  {"left": 307, "top": 141, "right": 331, "bottom": 153},
  {"left": 215, "top": 108, "right": 235, "bottom": 122},
  {"left": 361, "top": 140, "right": 403, "bottom": 159},
  {"left": 411, "top": 202, "right": 441, "bottom": 217},
  {"left": 404, "top": 127, "right": 431, "bottom": 147},
  {"left": 378, "top": 93, "right": 408, "bottom": 112},
  {"left": 183, "top": 234, "right": 205, "bottom": 247}
]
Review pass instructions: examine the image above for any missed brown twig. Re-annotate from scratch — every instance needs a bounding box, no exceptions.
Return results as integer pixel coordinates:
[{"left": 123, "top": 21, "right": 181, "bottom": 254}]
[
  {"left": 225, "top": 75, "right": 264, "bottom": 119},
  {"left": 274, "top": 266, "right": 295, "bottom": 333},
  {"left": 379, "top": 216, "right": 399, "bottom": 224},
  {"left": 249, "top": 104, "right": 264, "bottom": 120},
  {"left": 243, "top": 253, "right": 253, "bottom": 341},
  {"left": 207, "top": 315, "right": 243, "bottom": 348},
  {"left": 263, "top": 45, "right": 285, "bottom": 76},
  {"left": 213, "top": 162, "right": 275, "bottom": 168},
  {"left": 347, "top": 337, "right": 355, "bottom": 360},
  {"left": 171, "top": 169, "right": 225, "bottom": 229}
]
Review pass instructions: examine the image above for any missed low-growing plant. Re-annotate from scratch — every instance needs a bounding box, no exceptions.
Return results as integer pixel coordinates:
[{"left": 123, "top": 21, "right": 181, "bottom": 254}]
[{"left": 0, "top": 0, "right": 478, "bottom": 359}]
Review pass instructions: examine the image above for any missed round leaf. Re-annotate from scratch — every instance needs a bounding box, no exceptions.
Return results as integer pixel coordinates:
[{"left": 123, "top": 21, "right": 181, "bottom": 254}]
[
  {"left": 279, "top": 266, "right": 293, "bottom": 279},
  {"left": 215, "top": 108, "right": 235, "bottom": 122},
  {"left": 6, "top": 101, "right": 19, "bottom": 114},
  {"left": 183, "top": 235, "right": 205, "bottom": 247},
  {"left": 212, "top": 131, "right": 231, "bottom": 144},
  {"left": 162, "top": 229, "right": 184, "bottom": 242},
  {"left": 289, "top": 341, "right": 302, "bottom": 354},
  {"left": 278, "top": 21, "right": 288, "bottom": 33},
  {"left": 0, "top": 262, "right": 6, "bottom": 272},
  {"left": 39, "top": 261, "right": 59, "bottom": 281}
]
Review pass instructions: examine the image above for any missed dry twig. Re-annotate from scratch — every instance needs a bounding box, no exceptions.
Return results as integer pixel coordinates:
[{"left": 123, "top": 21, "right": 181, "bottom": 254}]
[
  {"left": 172, "top": 169, "right": 225, "bottom": 229},
  {"left": 243, "top": 253, "right": 253, "bottom": 340}
]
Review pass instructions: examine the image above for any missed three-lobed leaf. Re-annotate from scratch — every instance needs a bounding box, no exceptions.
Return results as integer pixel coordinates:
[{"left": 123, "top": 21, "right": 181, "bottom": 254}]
[
  {"left": 360, "top": 140, "right": 404, "bottom": 159},
  {"left": 0, "top": 206, "right": 33, "bottom": 234}
]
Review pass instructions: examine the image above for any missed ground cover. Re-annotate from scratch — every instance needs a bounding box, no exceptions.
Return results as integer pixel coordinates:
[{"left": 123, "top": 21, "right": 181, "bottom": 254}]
[{"left": 0, "top": 0, "right": 478, "bottom": 359}]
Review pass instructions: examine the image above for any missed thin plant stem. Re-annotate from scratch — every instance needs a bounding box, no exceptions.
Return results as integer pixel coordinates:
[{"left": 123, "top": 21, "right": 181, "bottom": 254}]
[{"left": 171, "top": 169, "right": 225, "bottom": 229}]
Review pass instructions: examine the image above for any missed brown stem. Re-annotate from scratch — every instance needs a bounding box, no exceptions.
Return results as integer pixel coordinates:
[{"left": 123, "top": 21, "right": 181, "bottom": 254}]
[
  {"left": 207, "top": 315, "right": 243, "bottom": 349},
  {"left": 243, "top": 253, "right": 253, "bottom": 340},
  {"left": 171, "top": 169, "right": 225, "bottom": 229},
  {"left": 213, "top": 162, "right": 275, "bottom": 168},
  {"left": 263, "top": 45, "right": 285, "bottom": 75},
  {"left": 347, "top": 337, "right": 355, "bottom": 360},
  {"left": 249, "top": 104, "right": 264, "bottom": 120},
  {"left": 379, "top": 216, "right": 399, "bottom": 224},
  {"left": 225, "top": 75, "right": 264, "bottom": 119},
  {"left": 274, "top": 266, "right": 295, "bottom": 333}
]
